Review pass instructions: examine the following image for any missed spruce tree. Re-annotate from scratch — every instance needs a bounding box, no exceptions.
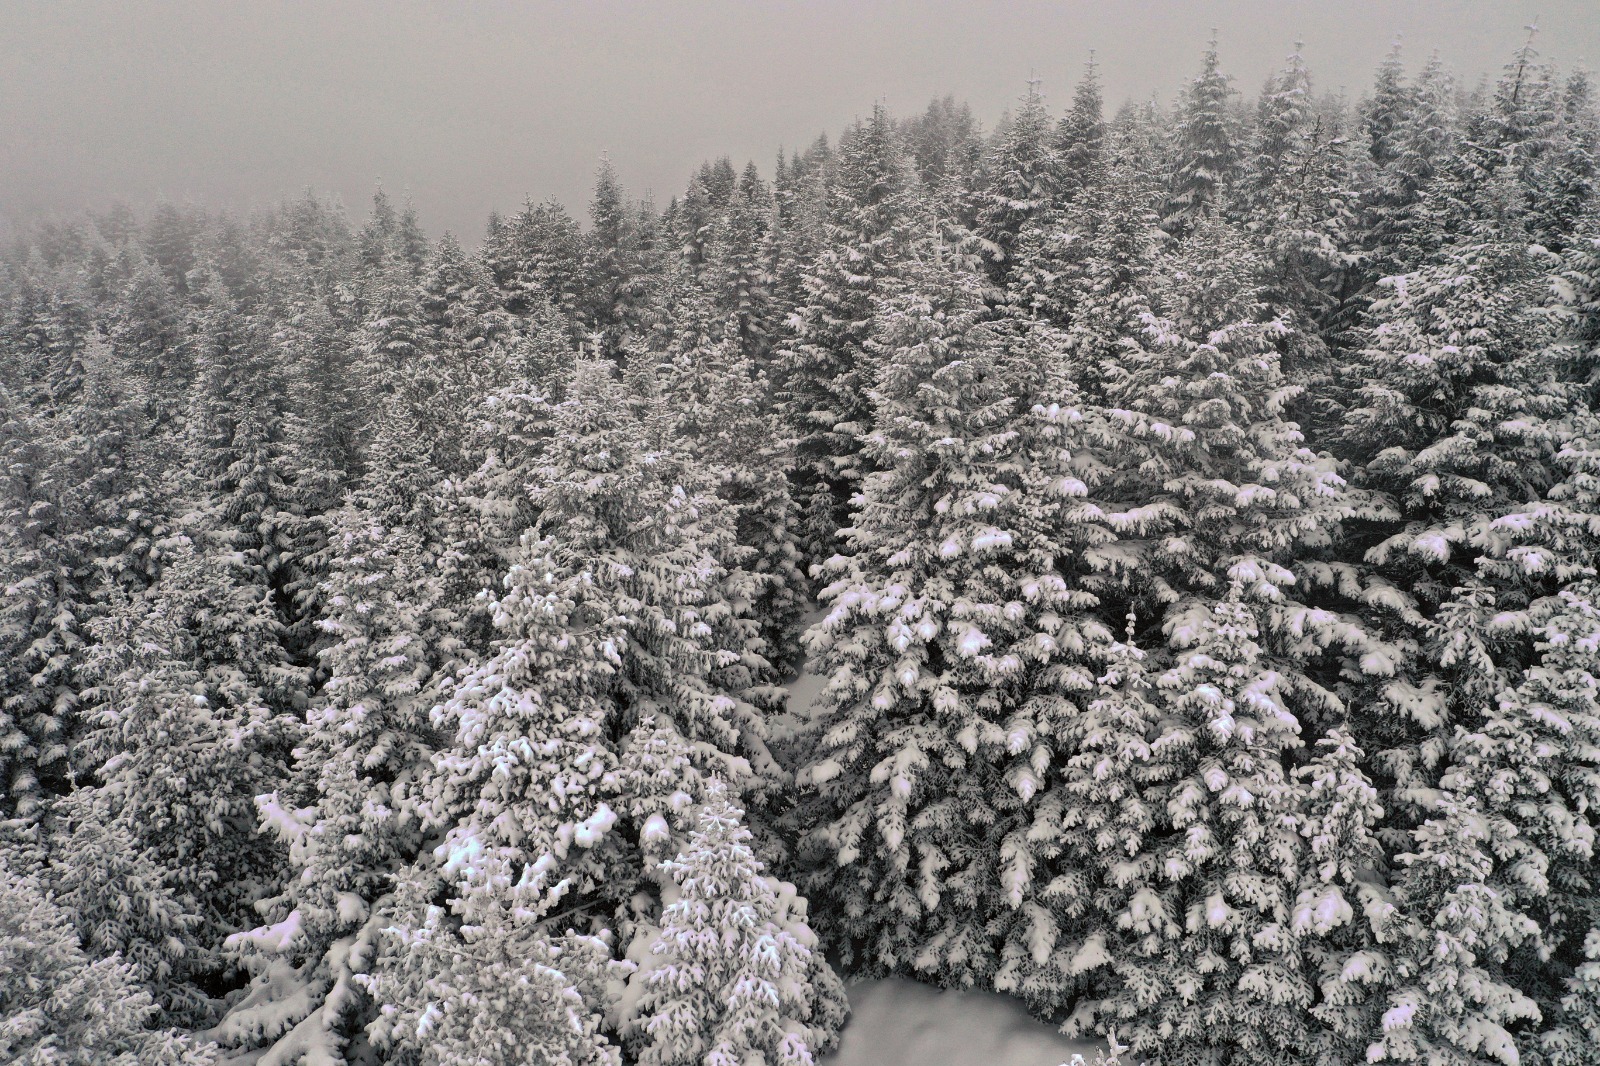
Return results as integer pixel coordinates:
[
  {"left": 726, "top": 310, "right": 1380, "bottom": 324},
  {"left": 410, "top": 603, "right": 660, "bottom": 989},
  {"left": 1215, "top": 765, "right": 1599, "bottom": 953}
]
[
  {"left": 110, "top": 258, "right": 192, "bottom": 432},
  {"left": 1009, "top": 138, "right": 1163, "bottom": 401},
  {"left": 779, "top": 106, "right": 918, "bottom": 561},
  {"left": 1056, "top": 55, "right": 1106, "bottom": 198},
  {"left": 1537, "top": 71, "right": 1599, "bottom": 251},
  {"left": 0, "top": 854, "right": 220, "bottom": 1066},
  {"left": 217, "top": 513, "right": 454, "bottom": 1063},
  {"left": 484, "top": 197, "right": 588, "bottom": 328},
  {"left": 1077, "top": 223, "right": 1374, "bottom": 1062},
  {"left": 1098, "top": 586, "right": 1316, "bottom": 1066},
  {"left": 1359, "top": 51, "right": 1456, "bottom": 279},
  {"left": 663, "top": 326, "right": 808, "bottom": 685},
  {"left": 1294, "top": 728, "right": 1396, "bottom": 1066},
  {"left": 52, "top": 560, "right": 297, "bottom": 1024},
  {"left": 585, "top": 159, "right": 651, "bottom": 359},
  {"left": 1330, "top": 182, "right": 1583, "bottom": 836},
  {"left": 706, "top": 162, "right": 782, "bottom": 366},
  {"left": 361, "top": 885, "right": 625, "bottom": 1066},
  {"left": 0, "top": 397, "right": 86, "bottom": 821},
  {"left": 375, "top": 362, "right": 802, "bottom": 1051},
  {"left": 623, "top": 786, "right": 846, "bottom": 1066},
  {"left": 973, "top": 81, "right": 1060, "bottom": 290},
  {"left": 794, "top": 244, "right": 1111, "bottom": 1004},
  {"left": 1165, "top": 39, "right": 1240, "bottom": 235},
  {"left": 1399, "top": 586, "right": 1600, "bottom": 1066}
]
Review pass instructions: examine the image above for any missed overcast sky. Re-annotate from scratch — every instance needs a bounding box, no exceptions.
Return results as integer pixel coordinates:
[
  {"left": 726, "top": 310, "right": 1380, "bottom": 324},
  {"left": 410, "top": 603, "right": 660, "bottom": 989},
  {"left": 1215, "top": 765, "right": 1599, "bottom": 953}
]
[{"left": 3, "top": 1, "right": 1597, "bottom": 241}]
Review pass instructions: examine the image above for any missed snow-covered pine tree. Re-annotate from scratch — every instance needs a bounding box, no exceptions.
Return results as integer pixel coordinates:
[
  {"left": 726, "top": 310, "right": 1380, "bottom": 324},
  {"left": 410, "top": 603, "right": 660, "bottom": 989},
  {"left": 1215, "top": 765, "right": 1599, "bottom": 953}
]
[
  {"left": 1536, "top": 70, "right": 1598, "bottom": 252},
  {"left": 0, "top": 409, "right": 80, "bottom": 820},
  {"left": 1293, "top": 728, "right": 1397, "bottom": 1066},
  {"left": 49, "top": 561, "right": 297, "bottom": 1025},
  {"left": 40, "top": 811, "right": 203, "bottom": 1025},
  {"left": 902, "top": 96, "right": 983, "bottom": 202},
  {"left": 108, "top": 256, "right": 192, "bottom": 431},
  {"left": 1085, "top": 218, "right": 1353, "bottom": 682},
  {"left": 663, "top": 323, "right": 808, "bottom": 686},
  {"left": 1056, "top": 55, "right": 1106, "bottom": 200},
  {"left": 1328, "top": 145, "right": 1600, "bottom": 1062},
  {"left": 483, "top": 197, "right": 588, "bottom": 328},
  {"left": 370, "top": 360, "right": 797, "bottom": 1051},
  {"left": 356, "top": 187, "right": 405, "bottom": 275},
  {"left": 143, "top": 203, "right": 204, "bottom": 295},
  {"left": 705, "top": 162, "right": 782, "bottom": 367},
  {"left": 972, "top": 80, "right": 1060, "bottom": 291},
  {"left": 1365, "top": 43, "right": 1416, "bottom": 171},
  {"left": 1164, "top": 39, "right": 1240, "bottom": 236},
  {"left": 1474, "top": 34, "right": 1564, "bottom": 246},
  {"left": 585, "top": 159, "right": 652, "bottom": 360},
  {"left": 1329, "top": 174, "right": 1583, "bottom": 833},
  {"left": 1242, "top": 45, "right": 1316, "bottom": 218},
  {"left": 1372, "top": 583, "right": 1600, "bottom": 1066},
  {"left": 34, "top": 280, "right": 95, "bottom": 410},
  {"left": 352, "top": 187, "right": 427, "bottom": 280},
  {"left": 671, "top": 162, "right": 726, "bottom": 278},
  {"left": 1243, "top": 45, "right": 1357, "bottom": 345},
  {"left": 1357, "top": 51, "right": 1456, "bottom": 281},
  {"left": 1050, "top": 622, "right": 1160, "bottom": 1036},
  {"left": 265, "top": 190, "right": 358, "bottom": 282},
  {"left": 418, "top": 232, "right": 515, "bottom": 362},
  {"left": 1097, "top": 583, "right": 1316, "bottom": 1066},
  {"left": 0, "top": 853, "right": 221, "bottom": 1066},
  {"left": 393, "top": 199, "right": 430, "bottom": 277},
  {"left": 1071, "top": 222, "right": 1377, "bottom": 1062},
  {"left": 359, "top": 268, "right": 429, "bottom": 406},
  {"left": 1008, "top": 133, "right": 1164, "bottom": 403},
  {"left": 793, "top": 240, "right": 1114, "bottom": 1006},
  {"left": 1553, "top": 224, "right": 1600, "bottom": 404},
  {"left": 360, "top": 874, "right": 626, "bottom": 1066},
  {"left": 0, "top": 334, "right": 166, "bottom": 823},
  {"left": 184, "top": 273, "right": 319, "bottom": 657},
  {"left": 779, "top": 105, "right": 919, "bottom": 563},
  {"left": 215, "top": 512, "right": 452, "bottom": 1064},
  {"left": 770, "top": 136, "right": 833, "bottom": 323},
  {"left": 624, "top": 785, "right": 846, "bottom": 1066},
  {"left": 274, "top": 294, "right": 366, "bottom": 659},
  {"left": 0, "top": 261, "right": 55, "bottom": 411}
]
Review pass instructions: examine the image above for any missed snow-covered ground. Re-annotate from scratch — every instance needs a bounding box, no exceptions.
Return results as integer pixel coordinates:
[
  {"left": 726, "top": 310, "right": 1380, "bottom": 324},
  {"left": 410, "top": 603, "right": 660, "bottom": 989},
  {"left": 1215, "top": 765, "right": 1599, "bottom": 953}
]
[
  {"left": 770, "top": 607, "right": 832, "bottom": 744},
  {"left": 825, "top": 978, "right": 1102, "bottom": 1066}
]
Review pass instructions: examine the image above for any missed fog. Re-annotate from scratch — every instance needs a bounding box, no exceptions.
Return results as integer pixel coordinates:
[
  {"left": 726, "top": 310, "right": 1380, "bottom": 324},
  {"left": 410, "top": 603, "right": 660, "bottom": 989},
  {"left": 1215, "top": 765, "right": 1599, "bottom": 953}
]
[{"left": 3, "top": 0, "right": 1596, "bottom": 238}]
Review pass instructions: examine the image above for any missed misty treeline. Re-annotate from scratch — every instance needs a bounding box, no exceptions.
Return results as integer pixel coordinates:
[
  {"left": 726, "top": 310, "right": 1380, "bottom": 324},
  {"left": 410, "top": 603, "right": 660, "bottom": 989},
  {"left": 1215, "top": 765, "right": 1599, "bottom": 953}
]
[{"left": 3, "top": 30, "right": 1600, "bottom": 1066}]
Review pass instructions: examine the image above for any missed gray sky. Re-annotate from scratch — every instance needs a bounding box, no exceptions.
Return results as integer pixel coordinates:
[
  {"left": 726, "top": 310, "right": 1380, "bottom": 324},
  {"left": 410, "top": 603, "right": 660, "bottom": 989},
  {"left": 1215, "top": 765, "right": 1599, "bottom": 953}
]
[{"left": 3, "top": 1, "right": 1597, "bottom": 242}]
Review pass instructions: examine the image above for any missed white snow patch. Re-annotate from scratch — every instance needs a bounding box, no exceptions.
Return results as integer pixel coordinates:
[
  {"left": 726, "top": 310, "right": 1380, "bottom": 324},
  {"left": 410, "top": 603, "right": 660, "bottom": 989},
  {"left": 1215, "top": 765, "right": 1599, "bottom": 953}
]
[
  {"left": 641, "top": 812, "right": 671, "bottom": 845},
  {"left": 574, "top": 803, "right": 617, "bottom": 848},
  {"left": 769, "top": 608, "right": 832, "bottom": 745},
  {"left": 824, "top": 978, "right": 1104, "bottom": 1066}
]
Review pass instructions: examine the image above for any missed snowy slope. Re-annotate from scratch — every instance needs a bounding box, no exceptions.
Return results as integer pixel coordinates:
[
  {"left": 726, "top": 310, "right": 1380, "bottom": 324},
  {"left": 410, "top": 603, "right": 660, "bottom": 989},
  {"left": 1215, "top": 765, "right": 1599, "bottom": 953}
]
[{"left": 825, "top": 978, "right": 1103, "bottom": 1066}]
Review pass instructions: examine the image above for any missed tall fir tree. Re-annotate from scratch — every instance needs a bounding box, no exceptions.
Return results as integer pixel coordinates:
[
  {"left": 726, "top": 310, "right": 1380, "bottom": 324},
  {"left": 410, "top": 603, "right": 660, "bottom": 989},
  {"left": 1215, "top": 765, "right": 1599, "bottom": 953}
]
[
  {"left": 584, "top": 159, "right": 652, "bottom": 359},
  {"left": 1056, "top": 55, "right": 1106, "bottom": 199},
  {"left": 779, "top": 106, "right": 919, "bottom": 562},
  {"left": 973, "top": 81, "right": 1060, "bottom": 291},
  {"left": 623, "top": 786, "right": 846, "bottom": 1066},
  {"left": 1165, "top": 39, "right": 1240, "bottom": 235},
  {"left": 794, "top": 243, "right": 1113, "bottom": 1007}
]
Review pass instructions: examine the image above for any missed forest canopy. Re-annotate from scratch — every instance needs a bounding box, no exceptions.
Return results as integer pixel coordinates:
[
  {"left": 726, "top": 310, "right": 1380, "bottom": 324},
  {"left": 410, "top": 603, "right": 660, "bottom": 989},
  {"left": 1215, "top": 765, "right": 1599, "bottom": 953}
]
[{"left": 3, "top": 31, "right": 1600, "bottom": 1066}]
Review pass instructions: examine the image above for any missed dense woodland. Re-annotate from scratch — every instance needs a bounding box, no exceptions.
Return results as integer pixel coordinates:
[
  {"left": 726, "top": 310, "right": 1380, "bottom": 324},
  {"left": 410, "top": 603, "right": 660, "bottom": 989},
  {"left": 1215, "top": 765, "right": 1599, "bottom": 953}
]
[{"left": 4, "top": 32, "right": 1600, "bottom": 1066}]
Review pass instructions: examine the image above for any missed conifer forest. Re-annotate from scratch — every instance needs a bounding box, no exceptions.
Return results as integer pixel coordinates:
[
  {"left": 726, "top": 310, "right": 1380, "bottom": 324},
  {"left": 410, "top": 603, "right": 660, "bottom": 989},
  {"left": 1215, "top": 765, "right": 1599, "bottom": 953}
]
[{"left": 7, "top": 28, "right": 1600, "bottom": 1066}]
